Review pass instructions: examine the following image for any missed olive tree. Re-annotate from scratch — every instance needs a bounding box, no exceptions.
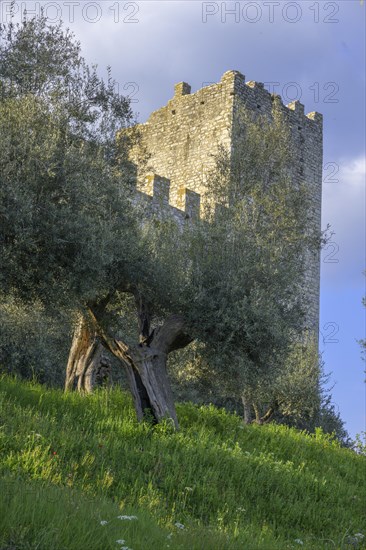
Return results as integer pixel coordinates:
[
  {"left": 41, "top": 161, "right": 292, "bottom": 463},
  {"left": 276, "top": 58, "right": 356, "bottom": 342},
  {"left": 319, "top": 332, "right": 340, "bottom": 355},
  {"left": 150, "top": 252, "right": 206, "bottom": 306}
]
[
  {"left": 0, "top": 15, "right": 190, "bottom": 426},
  {"left": 0, "top": 16, "right": 140, "bottom": 391},
  {"left": 96, "top": 103, "right": 324, "bottom": 428},
  {"left": 174, "top": 104, "right": 323, "bottom": 424}
]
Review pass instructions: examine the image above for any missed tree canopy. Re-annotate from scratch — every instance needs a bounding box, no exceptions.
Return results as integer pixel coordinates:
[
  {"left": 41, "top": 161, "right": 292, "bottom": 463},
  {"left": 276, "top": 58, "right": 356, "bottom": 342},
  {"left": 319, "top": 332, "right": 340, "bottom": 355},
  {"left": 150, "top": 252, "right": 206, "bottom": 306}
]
[{"left": 0, "top": 15, "right": 140, "bottom": 309}]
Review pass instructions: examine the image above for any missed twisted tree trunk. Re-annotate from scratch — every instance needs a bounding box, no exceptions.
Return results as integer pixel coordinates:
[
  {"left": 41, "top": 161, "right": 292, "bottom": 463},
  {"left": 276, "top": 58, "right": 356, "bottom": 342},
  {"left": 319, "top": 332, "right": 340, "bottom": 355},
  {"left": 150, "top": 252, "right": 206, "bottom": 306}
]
[
  {"left": 90, "top": 309, "right": 191, "bottom": 429},
  {"left": 64, "top": 315, "right": 96, "bottom": 391},
  {"left": 65, "top": 315, "right": 111, "bottom": 393}
]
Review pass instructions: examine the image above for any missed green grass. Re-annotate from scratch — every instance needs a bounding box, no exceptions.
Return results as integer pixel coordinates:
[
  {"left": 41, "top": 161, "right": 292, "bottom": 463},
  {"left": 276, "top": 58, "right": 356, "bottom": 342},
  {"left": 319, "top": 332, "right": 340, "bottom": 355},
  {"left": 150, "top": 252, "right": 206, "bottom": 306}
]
[{"left": 0, "top": 375, "right": 365, "bottom": 549}]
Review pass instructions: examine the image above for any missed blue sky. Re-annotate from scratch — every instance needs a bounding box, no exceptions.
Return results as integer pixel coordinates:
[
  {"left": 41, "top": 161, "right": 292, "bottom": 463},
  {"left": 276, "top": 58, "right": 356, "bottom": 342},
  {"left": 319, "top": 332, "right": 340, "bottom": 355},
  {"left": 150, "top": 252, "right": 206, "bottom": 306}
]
[{"left": 4, "top": 0, "right": 365, "bottom": 437}]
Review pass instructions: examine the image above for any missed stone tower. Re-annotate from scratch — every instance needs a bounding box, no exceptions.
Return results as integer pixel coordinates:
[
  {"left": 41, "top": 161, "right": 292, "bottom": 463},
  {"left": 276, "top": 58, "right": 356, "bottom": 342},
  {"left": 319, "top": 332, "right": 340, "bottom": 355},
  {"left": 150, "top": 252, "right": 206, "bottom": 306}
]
[{"left": 127, "top": 70, "right": 323, "bottom": 337}]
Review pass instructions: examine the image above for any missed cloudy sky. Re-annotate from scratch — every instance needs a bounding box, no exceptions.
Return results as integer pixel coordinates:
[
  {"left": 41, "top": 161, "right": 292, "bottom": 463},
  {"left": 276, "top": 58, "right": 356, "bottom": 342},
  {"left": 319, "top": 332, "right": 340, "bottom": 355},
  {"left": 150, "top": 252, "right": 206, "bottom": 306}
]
[{"left": 3, "top": 0, "right": 365, "bottom": 437}]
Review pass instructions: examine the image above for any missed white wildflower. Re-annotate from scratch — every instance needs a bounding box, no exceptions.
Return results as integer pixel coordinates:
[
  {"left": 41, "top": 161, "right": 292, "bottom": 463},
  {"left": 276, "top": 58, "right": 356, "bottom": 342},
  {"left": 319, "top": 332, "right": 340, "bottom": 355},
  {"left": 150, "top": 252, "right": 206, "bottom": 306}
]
[
  {"left": 174, "top": 522, "right": 185, "bottom": 529},
  {"left": 184, "top": 486, "right": 193, "bottom": 492},
  {"left": 117, "top": 515, "right": 138, "bottom": 520},
  {"left": 116, "top": 540, "right": 125, "bottom": 545},
  {"left": 294, "top": 539, "right": 304, "bottom": 545},
  {"left": 100, "top": 520, "right": 108, "bottom": 526},
  {"left": 354, "top": 533, "right": 364, "bottom": 540}
]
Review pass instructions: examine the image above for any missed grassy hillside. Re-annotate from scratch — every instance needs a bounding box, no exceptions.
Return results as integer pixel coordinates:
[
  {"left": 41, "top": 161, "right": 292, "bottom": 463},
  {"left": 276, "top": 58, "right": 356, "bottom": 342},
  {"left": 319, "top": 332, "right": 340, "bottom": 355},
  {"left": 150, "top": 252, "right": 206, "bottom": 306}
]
[{"left": 0, "top": 375, "right": 365, "bottom": 550}]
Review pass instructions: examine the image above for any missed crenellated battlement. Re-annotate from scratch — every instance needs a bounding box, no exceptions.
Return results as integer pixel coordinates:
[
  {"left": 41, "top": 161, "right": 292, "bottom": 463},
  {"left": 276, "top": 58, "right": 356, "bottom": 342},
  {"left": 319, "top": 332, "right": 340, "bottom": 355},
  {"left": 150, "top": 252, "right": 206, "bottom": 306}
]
[
  {"left": 143, "top": 70, "right": 322, "bottom": 131},
  {"left": 125, "top": 70, "right": 323, "bottom": 337},
  {"left": 135, "top": 173, "right": 201, "bottom": 224}
]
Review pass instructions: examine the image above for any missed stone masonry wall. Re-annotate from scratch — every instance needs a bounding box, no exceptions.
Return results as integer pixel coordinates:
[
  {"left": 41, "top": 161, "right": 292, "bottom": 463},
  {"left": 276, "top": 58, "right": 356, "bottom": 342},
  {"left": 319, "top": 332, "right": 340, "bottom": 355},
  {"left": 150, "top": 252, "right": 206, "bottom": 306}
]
[
  {"left": 125, "top": 70, "right": 323, "bottom": 337},
  {"left": 228, "top": 71, "right": 323, "bottom": 335},
  {"left": 128, "top": 74, "right": 235, "bottom": 212}
]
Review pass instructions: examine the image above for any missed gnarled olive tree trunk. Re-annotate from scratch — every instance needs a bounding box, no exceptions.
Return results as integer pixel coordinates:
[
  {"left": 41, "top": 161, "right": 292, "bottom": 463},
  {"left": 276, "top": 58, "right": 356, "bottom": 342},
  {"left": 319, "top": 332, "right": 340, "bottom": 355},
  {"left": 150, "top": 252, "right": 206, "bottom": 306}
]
[
  {"left": 64, "top": 315, "right": 111, "bottom": 393},
  {"left": 91, "top": 310, "right": 191, "bottom": 429}
]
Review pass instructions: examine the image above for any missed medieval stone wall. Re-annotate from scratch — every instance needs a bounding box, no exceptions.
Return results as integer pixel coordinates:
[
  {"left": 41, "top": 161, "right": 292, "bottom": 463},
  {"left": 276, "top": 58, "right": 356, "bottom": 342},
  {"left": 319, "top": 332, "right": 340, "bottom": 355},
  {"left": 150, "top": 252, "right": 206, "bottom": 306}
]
[
  {"left": 129, "top": 73, "right": 235, "bottom": 212},
  {"left": 126, "top": 70, "right": 323, "bottom": 337},
  {"left": 228, "top": 70, "right": 323, "bottom": 335}
]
